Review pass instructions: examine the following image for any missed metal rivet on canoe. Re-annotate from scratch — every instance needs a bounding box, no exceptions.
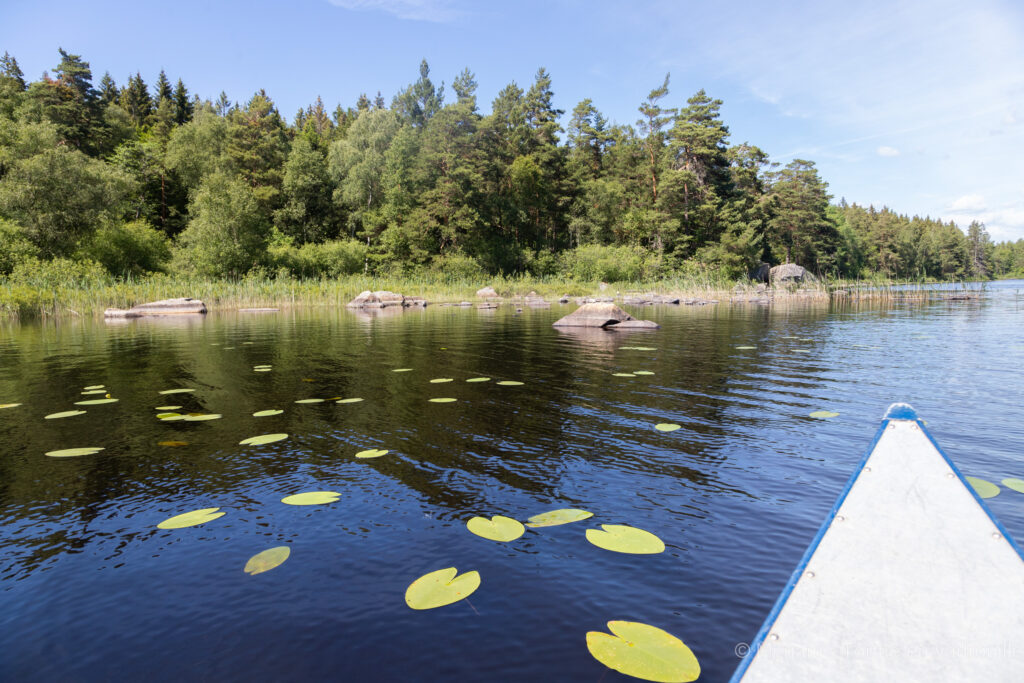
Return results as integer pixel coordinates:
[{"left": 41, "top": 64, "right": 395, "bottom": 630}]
[
  {"left": 946, "top": 472, "right": 955, "bottom": 478},
  {"left": 836, "top": 515, "right": 846, "bottom": 522},
  {"left": 769, "top": 633, "right": 780, "bottom": 641},
  {"left": 864, "top": 466, "right": 872, "bottom": 473},
  {"left": 993, "top": 532, "right": 1002, "bottom": 540},
  {"left": 806, "top": 570, "right": 816, "bottom": 578}
]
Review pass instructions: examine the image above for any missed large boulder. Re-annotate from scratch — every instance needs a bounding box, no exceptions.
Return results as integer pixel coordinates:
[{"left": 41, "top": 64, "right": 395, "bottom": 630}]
[
  {"left": 104, "top": 297, "right": 207, "bottom": 318},
  {"left": 346, "top": 290, "right": 409, "bottom": 308},
  {"left": 552, "top": 302, "right": 659, "bottom": 329},
  {"left": 769, "top": 264, "right": 817, "bottom": 284},
  {"left": 476, "top": 286, "right": 499, "bottom": 298},
  {"left": 751, "top": 262, "right": 771, "bottom": 282}
]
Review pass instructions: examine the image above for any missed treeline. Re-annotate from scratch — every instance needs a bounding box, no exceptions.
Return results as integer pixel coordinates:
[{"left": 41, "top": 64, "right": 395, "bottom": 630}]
[{"left": 0, "top": 49, "right": 1019, "bottom": 285}]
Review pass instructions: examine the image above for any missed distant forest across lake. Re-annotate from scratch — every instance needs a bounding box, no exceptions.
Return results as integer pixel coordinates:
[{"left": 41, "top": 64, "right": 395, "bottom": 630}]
[{"left": 1, "top": 49, "right": 1022, "bottom": 285}]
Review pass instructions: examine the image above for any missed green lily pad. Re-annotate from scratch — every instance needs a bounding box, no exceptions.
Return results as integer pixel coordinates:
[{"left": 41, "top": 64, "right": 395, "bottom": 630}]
[
  {"left": 655, "top": 423, "right": 681, "bottom": 432},
  {"left": 239, "top": 433, "right": 288, "bottom": 446},
  {"left": 182, "top": 413, "right": 222, "bottom": 421},
  {"left": 355, "top": 448, "right": 389, "bottom": 459},
  {"left": 45, "top": 446, "right": 104, "bottom": 458},
  {"left": 634, "top": 371, "right": 655, "bottom": 376},
  {"left": 159, "top": 388, "right": 195, "bottom": 395},
  {"left": 157, "top": 507, "right": 225, "bottom": 529},
  {"left": 0, "top": 403, "right": 22, "bottom": 409},
  {"left": 81, "top": 389, "right": 107, "bottom": 395},
  {"left": 281, "top": 491, "right": 340, "bottom": 505},
  {"left": 612, "top": 372, "right": 636, "bottom": 377},
  {"left": 809, "top": 410, "right": 839, "bottom": 419},
  {"left": 429, "top": 398, "right": 457, "bottom": 403},
  {"left": 430, "top": 378, "right": 454, "bottom": 383},
  {"left": 393, "top": 368, "right": 413, "bottom": 372},
  {"left": 405, "top": 567, "right": 480, "bottom": 610},
  {"left": 586, "top": 524, "right": 665, "bottom": 554},
  {"left": 83, "top": 385, "right": 104, "bottom": 390},
  {"left": 525, "top": 508, "right": 594, "bottom": 528},
  {"left": 253, "top": 409, "right": 283, "bottom": 417},
  {"left": 295, "top": 398, "right": 325, "bottom": 404},
  {"left": 155, "top": 405, "right": 182, "bottom": 411},
  {"left": 74, "top": 398, "right": 119, "bottom": 405},
  {"left": 966, "top": 476, "right": 1000, "bottom": 499},
  {"left": 586, "top": 620, "right": 700, "bottom": 683},
  {"left": 45, "top": 410, "right": 87, "bottom": 420},
  {"left": 1002, "top": 478, "right": 1024, "bottom": 494},
  {"left": 467, "top": 515, "right": 525, "bottom": 542},
  {"left": 157, "top": 412, "right": 183, "bottom": 420},
  {"left": 466, "top": 377, "right": 491, "bottom": 382},
  {"left": 497, "top": 381, "right": 524, "bottom": 386},
  {"left": 336, "top": 398, "right": 364, "bottom": 404},
  {"left": 254, "top": 368, "right": 272, "bottom": 372},
  {"left": 244, "top": 546, "right": 290, "bottom": 575}
]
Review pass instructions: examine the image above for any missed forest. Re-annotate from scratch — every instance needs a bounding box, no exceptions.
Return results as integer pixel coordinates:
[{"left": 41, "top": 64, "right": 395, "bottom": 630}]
[{"left": 1, "top": 49, "right": 1022, "bottom": 289}]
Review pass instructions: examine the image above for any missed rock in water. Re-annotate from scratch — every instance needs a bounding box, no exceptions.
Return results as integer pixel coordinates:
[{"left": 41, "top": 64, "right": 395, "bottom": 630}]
[
  {"left": 476, "top": 286, "right": 499, "bottom": 298},
  {"left": 552, "top": 302, "right": 659, "bottom": 329},
  {"left": 346, "top": 291, "right": 413, "bottom": 308},
  {"left": 104, "top": 298, "right": 207, "bottom": 318}
]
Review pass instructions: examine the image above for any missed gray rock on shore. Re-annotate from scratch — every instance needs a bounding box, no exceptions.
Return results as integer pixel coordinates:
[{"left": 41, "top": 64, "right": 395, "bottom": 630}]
[
  {"left": 346, "top": 291, "right": 427, "bottom": 309},
  {"left": 104, "top": 298, "right": 207, "bottom": 318},
  {"left": 476, "top": 286, "right": 500, "bottom": 298},
  {"left": 552, "top": 302, "right": 659, "bottom": 330},
  {"left": 770, "top": 263, "right": 817, "bottom": 284}
]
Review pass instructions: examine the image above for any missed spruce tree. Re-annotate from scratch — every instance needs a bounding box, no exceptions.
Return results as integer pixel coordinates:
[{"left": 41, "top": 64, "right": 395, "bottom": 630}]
[{"left": 172, "top": 78, "right": 193, "bottom": 125}]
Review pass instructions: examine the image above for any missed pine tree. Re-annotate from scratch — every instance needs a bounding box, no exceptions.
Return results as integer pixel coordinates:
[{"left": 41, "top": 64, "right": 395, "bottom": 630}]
[
  {"left": 172, "top": 78, "right": 193, "bottom": 125},
  {"left": 120, "top": 72, "right": 153, "bottom": 128},
  {"left": 98, "top": 72, "right": 118, "bottom": 105},
  {"left": 155, "top": 69, "right": 172, "bottom": 103}
]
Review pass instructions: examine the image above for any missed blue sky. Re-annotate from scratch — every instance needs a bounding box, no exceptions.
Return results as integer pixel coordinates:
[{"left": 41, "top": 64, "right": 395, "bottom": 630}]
[{"left": 3, "top": 0, "right": 1023, "bottom": 241}]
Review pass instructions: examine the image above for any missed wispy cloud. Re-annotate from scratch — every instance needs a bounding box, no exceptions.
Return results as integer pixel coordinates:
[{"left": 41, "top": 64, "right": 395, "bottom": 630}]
[
  {"left": 876, "top": 146, "right": 900, "bottom": 157},
  {"left": 943, "top": 194, "right": 1024, "bottom": 241},
  {"left": 327, "top": 0, "right": 463, "bottom": 22}
]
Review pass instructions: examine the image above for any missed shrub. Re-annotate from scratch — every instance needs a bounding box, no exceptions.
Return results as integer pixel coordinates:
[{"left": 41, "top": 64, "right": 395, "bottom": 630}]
[
  {"left": 271, "top": 239, "right": 368, "bottom": 279},
  {"left": 8, "top": 257, "right": 110, "bottom": 290},
  {"left": 560, "top": 244, "right": 650, "bottom": 282},
  {"left": 0, "top": 219, "right": 40, "bottom": 275},
  {"left": 79, "top": 220, "right": 171, "bottom": 277},
  {"left": 430, "top": 252, "right": 485, "bottom": 282}
]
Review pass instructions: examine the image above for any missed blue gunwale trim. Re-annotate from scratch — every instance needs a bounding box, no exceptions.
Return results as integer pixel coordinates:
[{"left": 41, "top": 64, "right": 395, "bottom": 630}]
[{"left": 730, "top": 402, "right": 1024, "bottom": 682}]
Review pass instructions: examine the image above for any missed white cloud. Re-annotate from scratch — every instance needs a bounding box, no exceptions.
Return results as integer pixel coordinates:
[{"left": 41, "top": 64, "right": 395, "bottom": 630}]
[
  {"left": 949, "top": 194, "right": 987, "bottom": 212},
  {"left": 327, "top": 0, "right": 462, "bottom": 22},
  {"left": 876, "top": 146, "right": 900, "bottom": 157}
]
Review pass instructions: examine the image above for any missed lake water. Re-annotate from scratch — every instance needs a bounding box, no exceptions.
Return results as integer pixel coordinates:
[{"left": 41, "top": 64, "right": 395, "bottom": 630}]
[{"left": 2, "top": 281, "right": 1023, "bottom": 681}]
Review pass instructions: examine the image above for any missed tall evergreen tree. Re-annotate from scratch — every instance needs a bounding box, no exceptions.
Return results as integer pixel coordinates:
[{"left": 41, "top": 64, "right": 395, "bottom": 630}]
[
  {"left": 172, "top": 78, "right": 193, "bottom": 125},
  {"left": 120, "top": 72, "right": 153, "bottom": 128},
  {"left": 154, "top": 69, "right": 172, "bottom": 103}
]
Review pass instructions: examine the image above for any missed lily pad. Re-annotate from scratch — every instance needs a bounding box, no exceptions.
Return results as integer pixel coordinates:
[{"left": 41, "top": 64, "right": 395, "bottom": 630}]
[
  {"left": 430, "top": 378, "right": 454, "bottom": 383},
  {"left": 0, "top": 403, "right": 22, "bottom": 409},
  {"left": 336, "top": 398, "right": 364, "bottom": 404},
  {"left": 1002, "top": 478, "right": 1024, "bottom": 494},
  {"left": 45, "top": 410, "right": 87, "bottom": 420},
  {"left": 966, "top": 476, "right": 1000, "bottom": 499},
  {"left": 253, "top": 409, "right": 283, "bottom": 417},
  {"left": 634, "top": 371, "right": 655, "bottom": 376},
  {"left": 393, "top": 368, "right": 413, "bottom": 372},
  {"left": 81, "top": 389, "right": 107, "bottom": 395},
  {"left": 182, "top": 413, "right": 222, "bottom": 421},
  {"left": 655, "top": 423, "right": 681, "bottom": 432},
  {"left": 155, "top": 405, "right": 182, "bottom": 411},
  {"left": 239, "top": 433, "right": 288, "bottom": 446},
  {"left": 295, "top": 398, "right": 325, "bottom": 404},
  {"left": 83, "top": 385, "right": 105, "bottom": 390},
  {"left": 355, "top": 448, "right": 389, "bottom": 459},
  {"left": 74, "top": 398, "right": 119, "bottom": 405},
  {"left": 429, "top": 398, "right": 457, "bottom": 403},
  {"left": 405, "top": 567, "right": 481, "bottom": 610},
  {"left": 497, "top": 381, "right": 524, "bottom": 386},
  {"left": 586, "top": 620, "right": 700, "bottom": 683},
  {"left": 613, "top": 373, "right": 636, "bottom": 377},
  {"left": 45, "top": 446, "right": 104, "bottom": 458},
  {"left": 158, "top": 440, "right": 189, "bottom": 447},
  {"left": 466, "top": 377, "right": 491, "bottom": 382},
  {"left": 157, "top": 412, "right": 183, "bottom": 420},
  {"left": 525, "top": 508, "right": 594, "bottom": 528},
  {"left": 586, "top": 524, "right": 665, "bottom": 554},
  {"left": 281, "top": 491, "right": 340, "bottom": 505},
  {"left": 809, "top": 410, "right": 839, "bottom": 419},
  {"left": 157, "top": 507, "right": 225, "bottom": 529},
  {"left": 467, "top": 515, "right": 525, "bottom": 542},
  {"left": 244, "top": 546, "right": 291, "bottom": 575},
  {"left": 254, "top": 368, "right": 272, "bottom": 372},
  {"left": 159, "top": 388, "right": 195, "bottom": 395}
]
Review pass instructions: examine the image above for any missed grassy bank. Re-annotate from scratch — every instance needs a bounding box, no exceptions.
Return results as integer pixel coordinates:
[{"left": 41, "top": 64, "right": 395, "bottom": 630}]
[{"left": 0, "top": 270, "right": 981, "bottom": 320}]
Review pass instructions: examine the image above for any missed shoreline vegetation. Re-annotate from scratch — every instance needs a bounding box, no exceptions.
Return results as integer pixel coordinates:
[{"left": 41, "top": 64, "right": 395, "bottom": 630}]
[
  {"left": 0, "top": 272, "right": 987, "bottom": 320},
  {"left": 2, "top": 50, "right": 1021, "bottom": 323}
]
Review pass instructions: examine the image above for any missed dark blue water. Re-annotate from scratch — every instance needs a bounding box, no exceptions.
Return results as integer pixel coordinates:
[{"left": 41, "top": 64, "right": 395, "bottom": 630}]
[{"left": 2, "top": 281, "right": 1022, "bottom": 681}]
